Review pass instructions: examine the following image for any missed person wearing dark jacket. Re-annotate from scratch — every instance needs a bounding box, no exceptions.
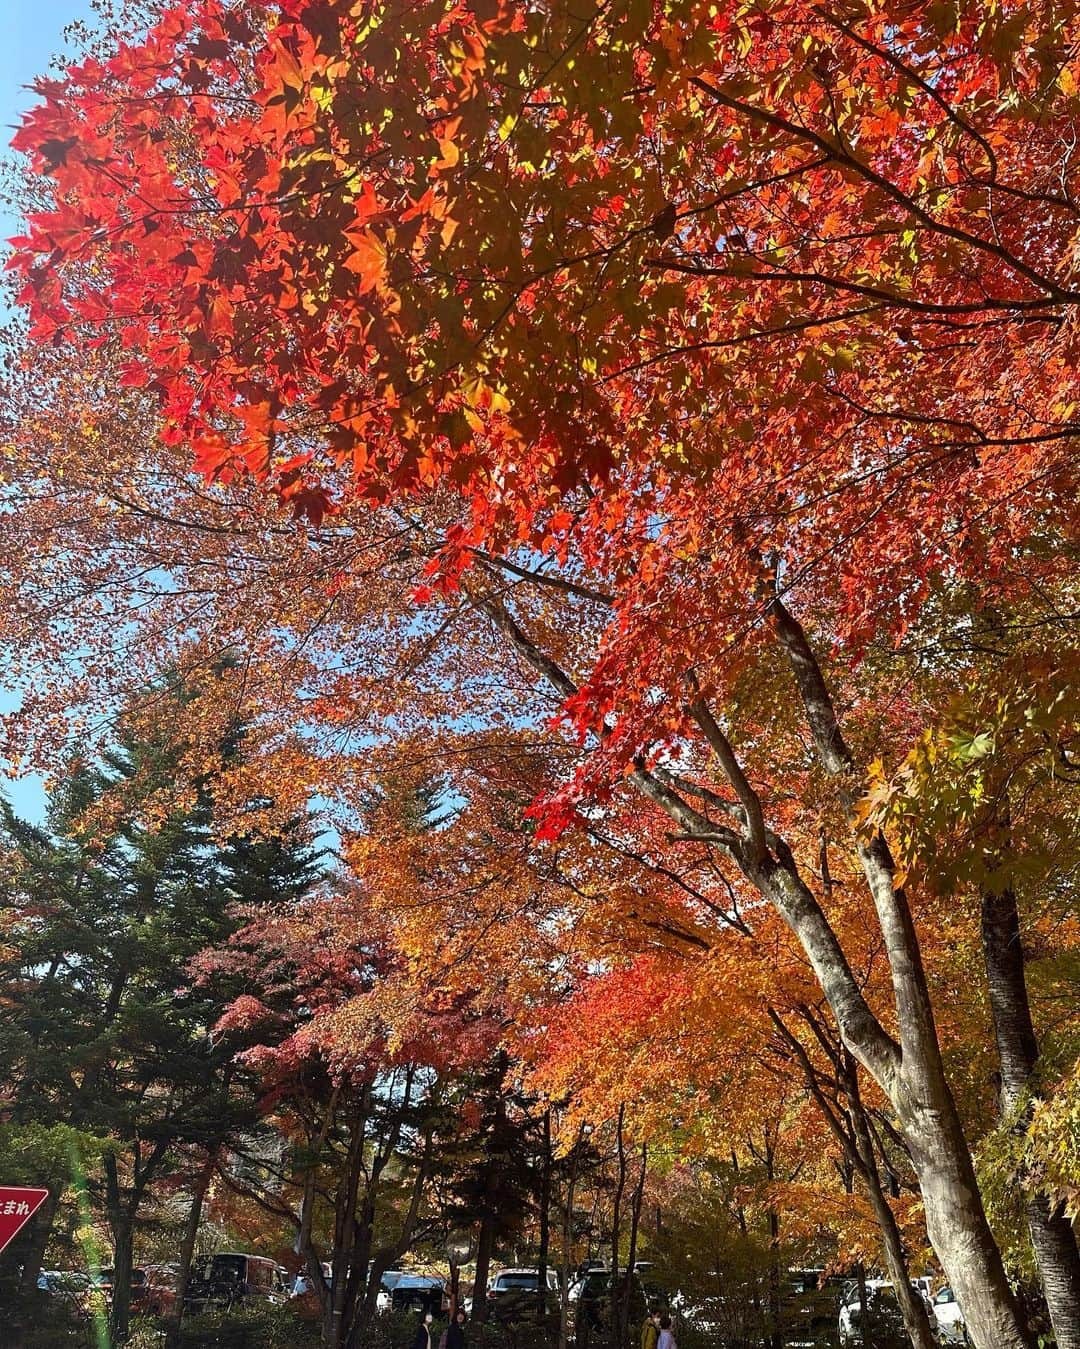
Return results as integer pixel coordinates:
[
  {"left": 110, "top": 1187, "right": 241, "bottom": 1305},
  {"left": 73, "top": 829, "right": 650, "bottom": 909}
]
[
  {"left": 446, "top": 1307, "right": 468, "bottom": 1349},
  {"left": 412, "top": 1312, "right": 435, "bottom": 1349}
]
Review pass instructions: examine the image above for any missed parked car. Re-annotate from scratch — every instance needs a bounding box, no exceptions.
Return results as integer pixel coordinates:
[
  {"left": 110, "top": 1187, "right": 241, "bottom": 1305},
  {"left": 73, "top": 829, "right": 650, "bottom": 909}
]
[
  {"left": 184, "top": 1252, "right": 289, "bottom": 1313},
  {"left": 375, "top": 1269, "right": 405, "bottom": 1312},
  {"left": 838, "top": 1280, "right": 937, "bottom": 1348},
  {"left": 489, "top": 1267, "right": 560, "bottom": 1300},
  {"left": 92, "top": 1264, "right": 181, "bottom": 1318},
  {"left": 92, "top": 1265, "right": 134, "bottom": 1303},
  {"left": 37, "top": 1270, "right": 102, "bottom": 1318},
  {"left": 933, "top": 1286, "right": 969, "bottom": 1345},
  {"left": 782, "top": 1268, "right": 848, "bottom": 1345},
  {"left": 390, "top": 1273, "right": 446, "bottom": 1316},
  {"left": 292, "top": 1262, "right": 333, "bottom": 1299},
  {"left": 570, "top": 1268, "right": 647, "bottom": 1340},
  {"left": 139, "top": 1264, "right": 181, "bottom": 1317},
  {"left": 488, "top": 1267, "right": 560, "bottom": 1322},
  {"left": 569, "top": 1267, "right": 607, "bottom": 1298}
]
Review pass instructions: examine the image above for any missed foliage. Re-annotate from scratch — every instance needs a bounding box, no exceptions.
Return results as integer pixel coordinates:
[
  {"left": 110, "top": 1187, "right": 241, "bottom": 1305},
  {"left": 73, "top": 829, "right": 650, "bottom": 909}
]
[
  {"left": 171, "top": 1302, "right": 321, "bottom": 1349},
  {"left": 4, "top": 3, "right": 1080, "bottom": 1347}
]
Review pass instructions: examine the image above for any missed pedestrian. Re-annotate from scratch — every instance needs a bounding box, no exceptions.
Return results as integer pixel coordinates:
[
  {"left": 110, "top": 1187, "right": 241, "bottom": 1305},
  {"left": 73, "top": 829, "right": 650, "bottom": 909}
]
[
  {"left": 413, "top": 1311, "right": 435, "bottom": 1349},
  {"left": 446, "top": 1307, "right": 468, "bottom": 1349},
  {"left": 657, "top": 1313, "right": 677, "bottom": 1349},
  {"left": 640, "top": 1305, "right": 661, "bottom": 1349}
]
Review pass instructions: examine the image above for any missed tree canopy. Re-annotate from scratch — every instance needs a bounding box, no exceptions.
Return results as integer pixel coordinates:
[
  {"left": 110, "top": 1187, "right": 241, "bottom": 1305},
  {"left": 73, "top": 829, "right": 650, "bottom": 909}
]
[{"left": 4, "top": 4, "right": 1080, "bottom": 1349}]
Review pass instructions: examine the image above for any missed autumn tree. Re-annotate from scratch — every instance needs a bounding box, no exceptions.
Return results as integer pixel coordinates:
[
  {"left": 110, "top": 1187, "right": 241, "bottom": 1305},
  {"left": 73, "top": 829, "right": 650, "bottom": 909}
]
[
  {"left": 192, "top": 877, "right": 497, "bottom": 1349},
  {"left": 9, "top": 4, "right": 1080, "bottom": 1347}
]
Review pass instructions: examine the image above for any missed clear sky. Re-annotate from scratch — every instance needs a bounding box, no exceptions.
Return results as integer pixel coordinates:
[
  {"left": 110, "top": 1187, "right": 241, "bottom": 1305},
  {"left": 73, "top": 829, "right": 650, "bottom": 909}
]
[
  {"left": 1, "top": 0, "right": 91, "bottom": 126},
  {"left": 1, "top": 0, "right": 96, "bottom": 821}
]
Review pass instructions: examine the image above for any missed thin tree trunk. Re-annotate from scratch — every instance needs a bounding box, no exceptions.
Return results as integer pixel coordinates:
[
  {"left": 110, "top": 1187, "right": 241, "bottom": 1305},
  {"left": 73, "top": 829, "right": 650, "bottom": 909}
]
[
  {"left": 356, "top": 1128, "right": 436, "bottom": 1338},
  {"left": 983, "top": 881, "right": 1080, "bottom": 1348},
  {"left": 165, "top": 1153, "right": 214, "bottom": 1349},
  {"left": 560, "top": 1126, "right": 584, "bottom": 1349},
  {"left": 856, "top": 1265, "right": 869, "bottom": 1346},
  {"left": 762, "top": 1133, "right": 781, "bottom": 1349},
  {"left": 620, "top": 1143, "right": 647, "bottom": 1347},
  {"left": 772, "top": 1010, "right": 936, "bottom": 1349},
  {"left": 538, "top": 1109, "right": 553, "bottom": 1321},
  {"left": 610, "top": 1104, "right": 627, "bottom": 1345},
  {"left": 848, "top": 1072, "right": 935, "bottom": 1349}
]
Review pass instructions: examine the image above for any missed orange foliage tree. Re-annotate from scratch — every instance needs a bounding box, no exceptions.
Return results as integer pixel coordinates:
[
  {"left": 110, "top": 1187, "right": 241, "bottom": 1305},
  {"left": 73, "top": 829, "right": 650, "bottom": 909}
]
[{"left": 8, "top": 3, "right": 1080, "bottom": 1345}]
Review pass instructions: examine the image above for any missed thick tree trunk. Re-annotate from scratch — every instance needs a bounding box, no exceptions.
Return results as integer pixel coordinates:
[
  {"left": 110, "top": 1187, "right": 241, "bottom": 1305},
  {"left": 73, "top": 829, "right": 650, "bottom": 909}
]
[
  {"left": 103, "top": 1149, "right": 138, "bottom": 1346},
  {"left": 18, "top": 1186, "right": 59, "bottom": 1297},
  {"left": 471, "top": 1212, "right": 495, "bottom": 1322},
  {"left": 766, "top": 603, "right": 1034, "bottom": 1349},
  {"left": 982, "top": 883, "right": 1080, "bottom": 1349},
  {"left": 764, "top": 851, "right": 1030, "bottom": 1348},
  {"left": 899, "top": 1084, "right": 1030, "bottom": 1349},
  {"left": 108, "top": 1214, "right": 135, "bottom": 1344}
]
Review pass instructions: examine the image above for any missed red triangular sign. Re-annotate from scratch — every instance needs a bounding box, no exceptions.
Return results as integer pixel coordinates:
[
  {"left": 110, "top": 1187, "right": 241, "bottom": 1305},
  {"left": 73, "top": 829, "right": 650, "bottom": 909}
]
[{"left": 0, "top": 1187, "right": 49, "bottom": 1254}]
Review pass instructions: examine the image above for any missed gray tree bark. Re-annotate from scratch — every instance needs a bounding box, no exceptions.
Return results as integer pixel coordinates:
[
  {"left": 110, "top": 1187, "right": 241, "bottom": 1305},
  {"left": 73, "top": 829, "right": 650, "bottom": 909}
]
[{"left": 982, "top": 881, "right": 1080, "bottom": 1349}]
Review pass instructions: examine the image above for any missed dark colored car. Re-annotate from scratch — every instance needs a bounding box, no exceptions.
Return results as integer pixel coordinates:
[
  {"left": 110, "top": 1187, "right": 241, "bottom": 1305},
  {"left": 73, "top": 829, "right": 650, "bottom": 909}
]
[
  {"left": 184, "top": 1253, "right": 289, "bottom": 1314},
  {"left": 390, "top": 1274, "right": 446, "bottom": 1317},
  {"left": 488, "top": 1268, "right": 560, "bottom": 1323},
  {"left": 782, "top": 1268, "right": 846, "bottom": 1346},
  {"left": 93, "top": 1263, "right": 183, "bottom": 1318},
  {"left": 573, "top": 1269, "right": 646, "bottom": 1342},
  {"left": 92, "top": 1266, "right": 132, "bottom": 1296}
]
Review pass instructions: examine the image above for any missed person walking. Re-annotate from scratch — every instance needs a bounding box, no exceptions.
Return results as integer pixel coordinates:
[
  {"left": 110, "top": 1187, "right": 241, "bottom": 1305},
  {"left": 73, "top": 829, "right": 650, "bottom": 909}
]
[
  {"left": 445, "top": 1307, "right": 468, "bottom": 1349},
  {"left": 640, "top": 1306, "right": 661, "bottom": 1349},
  {"left": 413, "top": 1311, "right": 435, "bottom": 1349},
  {"left": 657, "top": 1313, "right": 677, "bottom": 1349}
]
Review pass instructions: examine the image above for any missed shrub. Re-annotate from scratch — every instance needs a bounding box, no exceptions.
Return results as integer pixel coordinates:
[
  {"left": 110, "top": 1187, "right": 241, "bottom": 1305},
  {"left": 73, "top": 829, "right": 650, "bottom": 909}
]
[{"left": 173, "top": 1302, "right": 321, "bottom": 1349}]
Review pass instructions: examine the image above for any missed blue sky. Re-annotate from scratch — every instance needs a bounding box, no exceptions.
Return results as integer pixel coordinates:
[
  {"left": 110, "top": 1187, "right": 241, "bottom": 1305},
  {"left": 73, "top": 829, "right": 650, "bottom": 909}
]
[
  {"left": 1, "top": 0, "right": 95, "bottom": 821},
  {"left": 1, "top": 0, "right": 93, "bottom": 236}
]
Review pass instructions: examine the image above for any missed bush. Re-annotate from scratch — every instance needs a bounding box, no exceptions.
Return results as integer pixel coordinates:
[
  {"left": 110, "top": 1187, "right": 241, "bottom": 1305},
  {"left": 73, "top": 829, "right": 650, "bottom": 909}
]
[
  {"left": 4, "top": 1290, "right": 104, "bottom": 1349},
  {"left": 173, "top": 1302, "right": 321, "bottom": 1349}
]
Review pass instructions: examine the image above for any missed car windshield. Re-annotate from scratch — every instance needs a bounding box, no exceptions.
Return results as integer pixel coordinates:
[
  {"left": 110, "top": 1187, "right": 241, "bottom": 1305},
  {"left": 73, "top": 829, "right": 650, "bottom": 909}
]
[
  {"left": 858, "top": 1289, "right": 903, "bottom": 1316},
  {"left": 498, "top": 1274, "right": 542, "bottom": 1290},
  {"left": 48, "top": 1273, "right": 91, "bottom": 1291},
  {"left": 785, "top": 1271, "right": 823, "bottom": 1295},
  {"left": 199, "top": 1255, "right": 246, "bottom": 1284}
]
